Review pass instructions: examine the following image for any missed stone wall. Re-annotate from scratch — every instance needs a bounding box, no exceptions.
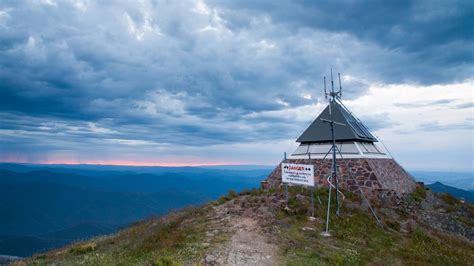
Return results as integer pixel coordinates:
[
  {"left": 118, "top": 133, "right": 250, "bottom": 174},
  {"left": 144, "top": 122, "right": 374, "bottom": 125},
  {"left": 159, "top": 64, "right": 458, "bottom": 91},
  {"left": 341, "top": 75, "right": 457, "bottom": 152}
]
[
  {"left": 261, "top": 158, "right": 416, "bottom": 200},
  {"left": 366, "top": 159, "right": 416, "bottom": 193}
]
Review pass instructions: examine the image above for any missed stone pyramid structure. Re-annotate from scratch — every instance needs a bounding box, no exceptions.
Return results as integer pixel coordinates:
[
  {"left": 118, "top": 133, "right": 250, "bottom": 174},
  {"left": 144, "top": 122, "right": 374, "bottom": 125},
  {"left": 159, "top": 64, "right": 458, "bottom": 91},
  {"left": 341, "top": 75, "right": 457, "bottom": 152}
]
[{"left": 262, "top": 99, "right": 416, "bottom": 202}]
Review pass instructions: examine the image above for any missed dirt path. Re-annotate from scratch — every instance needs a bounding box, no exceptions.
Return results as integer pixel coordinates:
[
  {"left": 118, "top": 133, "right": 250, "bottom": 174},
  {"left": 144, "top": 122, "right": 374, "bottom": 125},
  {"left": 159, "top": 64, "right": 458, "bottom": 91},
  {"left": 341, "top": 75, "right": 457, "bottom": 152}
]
[{"left": 203, "top": 204, "right": 278, "bottom": 265}]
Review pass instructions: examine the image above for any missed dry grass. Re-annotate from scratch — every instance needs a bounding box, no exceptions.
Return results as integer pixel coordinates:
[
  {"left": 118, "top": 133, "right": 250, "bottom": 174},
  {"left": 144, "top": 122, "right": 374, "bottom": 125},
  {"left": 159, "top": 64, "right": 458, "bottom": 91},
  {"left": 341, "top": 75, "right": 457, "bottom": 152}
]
[
  {"left": 21, "top": 187, "right": 474, "bottom": 266},
  {"left": 272, "top": 187, "right": 474, "bottom": 265},
  {"left": 23, "top": 205, "right": 214, "bottom": 265}
]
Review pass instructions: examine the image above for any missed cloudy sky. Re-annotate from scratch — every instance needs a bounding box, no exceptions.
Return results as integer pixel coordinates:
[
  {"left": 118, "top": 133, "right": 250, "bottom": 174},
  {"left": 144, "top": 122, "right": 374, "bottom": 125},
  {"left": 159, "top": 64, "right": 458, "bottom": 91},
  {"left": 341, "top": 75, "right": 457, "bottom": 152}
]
[{"left": 0, "top": 0, "right": 473, "bottom": 170}]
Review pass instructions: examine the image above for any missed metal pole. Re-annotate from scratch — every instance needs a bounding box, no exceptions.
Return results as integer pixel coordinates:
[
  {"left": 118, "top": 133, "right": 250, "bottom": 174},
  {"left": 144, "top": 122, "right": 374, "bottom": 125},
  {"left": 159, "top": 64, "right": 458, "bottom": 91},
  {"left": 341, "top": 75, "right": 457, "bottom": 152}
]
[
  {"left": 311, "top": 187, "right": 315, "bottom": 217},
  {"left": 324, "top": 174, "right": 333, "bottom": 236},
  {"left": 329, "top": 100, "right": 340, "bottom": 216},
  {"left": 332, "top": 125, "right": 340, "bottom": 216}
]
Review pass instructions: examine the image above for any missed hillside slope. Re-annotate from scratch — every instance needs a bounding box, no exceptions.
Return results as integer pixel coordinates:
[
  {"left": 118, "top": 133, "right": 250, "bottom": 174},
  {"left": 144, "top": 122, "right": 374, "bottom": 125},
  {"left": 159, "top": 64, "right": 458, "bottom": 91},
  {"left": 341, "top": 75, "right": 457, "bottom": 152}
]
[
  {"left": 428, "top": 182, "right": 474, "bottom": 203},
  {"left": 15, "top": 186, "right": 474, "bottom": 265},
  {"left": 0, "top": 168, "right": 266, "bottom": 257}
]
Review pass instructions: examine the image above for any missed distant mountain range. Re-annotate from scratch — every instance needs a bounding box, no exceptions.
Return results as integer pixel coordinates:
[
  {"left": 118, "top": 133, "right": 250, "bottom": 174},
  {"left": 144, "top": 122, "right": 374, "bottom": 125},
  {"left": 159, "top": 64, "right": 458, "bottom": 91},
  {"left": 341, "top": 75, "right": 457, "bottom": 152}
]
[
  {"left": 0, "top": 165, "right": 270, "bottom": 257},
  {"left": 0, "top": 163, "right": 472, "bottom": 257},
  {"left": 0, "top": 163, "right": 274, "bottom": 177},
  {"left": 410, "top": 170, "right": 474, "bottom": 191},
  {"left": 427, "top": 182, "right": 474, "bottom": 203}
]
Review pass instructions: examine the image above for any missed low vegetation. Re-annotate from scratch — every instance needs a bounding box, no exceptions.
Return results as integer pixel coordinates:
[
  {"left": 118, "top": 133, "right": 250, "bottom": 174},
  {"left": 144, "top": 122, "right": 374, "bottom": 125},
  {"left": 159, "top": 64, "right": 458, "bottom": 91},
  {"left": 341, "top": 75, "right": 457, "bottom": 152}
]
[
  {"left": 19, "top": 186, "right": 474, "bottom": 265},
  {"left": 22, "top": 205, "right": 215, "bottom": 265},
  {"left": 411, "top": 184, "right": 428, "bottom": 202},
  {"left": 274, "top": 186, "right": 473, "bottom": 265}
]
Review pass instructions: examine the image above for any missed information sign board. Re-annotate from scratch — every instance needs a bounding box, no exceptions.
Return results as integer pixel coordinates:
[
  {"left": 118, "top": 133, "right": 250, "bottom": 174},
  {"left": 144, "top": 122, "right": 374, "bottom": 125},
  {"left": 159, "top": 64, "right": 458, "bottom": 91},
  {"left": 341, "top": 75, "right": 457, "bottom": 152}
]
[{"left": 282, "top": 163, "right": 314, "bottom": 187}]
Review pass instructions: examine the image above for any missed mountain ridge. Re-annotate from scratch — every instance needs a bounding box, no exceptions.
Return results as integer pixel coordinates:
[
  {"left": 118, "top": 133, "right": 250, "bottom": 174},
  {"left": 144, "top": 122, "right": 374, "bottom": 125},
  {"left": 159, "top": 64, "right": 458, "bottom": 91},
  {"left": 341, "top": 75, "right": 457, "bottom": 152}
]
[
  {"left": 427, "top": 182, "right": 474, "bottom": 203},
  {"left": 15, "top": 184, "right": 474, "bottom": 265},
  {"left": 1, "top": 166, "right": 473, "bottom": 263},
  {"left": 0, "top": 168, "right": 268, "bottom": 257}
]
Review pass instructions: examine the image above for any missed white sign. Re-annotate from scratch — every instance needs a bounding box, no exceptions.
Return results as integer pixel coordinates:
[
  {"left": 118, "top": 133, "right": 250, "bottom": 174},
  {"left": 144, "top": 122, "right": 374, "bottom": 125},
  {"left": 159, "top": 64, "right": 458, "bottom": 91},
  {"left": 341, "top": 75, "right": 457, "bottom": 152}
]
[{"left": 282, "top": 163, "right": 314, "bottom": 187}]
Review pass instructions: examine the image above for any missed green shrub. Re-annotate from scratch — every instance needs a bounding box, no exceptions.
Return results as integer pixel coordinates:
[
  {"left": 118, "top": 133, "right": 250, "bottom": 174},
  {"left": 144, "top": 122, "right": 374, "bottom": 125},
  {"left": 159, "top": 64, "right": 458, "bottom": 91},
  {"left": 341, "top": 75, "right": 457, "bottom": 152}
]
[
  {"left": 267, "top": 187, "right": 276, "bottom": 194},
  {"left": 344, "top": 191, "right": 361, "bottom": 202},
  {"left": 440, "top": 193, "right": 459, "bottom": 205},
  {"left": 412, "top": 228, "right": 431, "bottom": 244},
  {"left": 69, "top": 242, "right": 96, "bottom": 254},
  {"left": 216, "top": 195, "right": 230, "bottom": 205},
  {"left": 155, "top": 256, "right": 179, "bottom": 266},
  {"left": 227, "top": 190, "right": 238, "bottom": 198},
  {"left": 239, "top": 189, "right": 251, "bottom": 196},
  {"left": 385, "top": 220, "right": 400, "bottom": 231},
  {"left": 411, "top": 185, "right": 427, "bottom": 202},
  {"left": 250, "top": 188, "right": 259, "bottom": 196}
]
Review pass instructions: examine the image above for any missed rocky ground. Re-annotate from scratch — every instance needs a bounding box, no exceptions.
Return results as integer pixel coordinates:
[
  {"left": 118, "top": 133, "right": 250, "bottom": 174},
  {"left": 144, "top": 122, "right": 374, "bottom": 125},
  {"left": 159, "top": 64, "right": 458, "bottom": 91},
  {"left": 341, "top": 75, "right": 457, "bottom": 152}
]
[
  {"left": 202, "top": 206, "right": 277, "bottom": 265},
  {"left": 202, "top": 186, "right": 474, "bottom": 265},
  {"left": 14, "top": 186, "right": 474, "bottom": 265},
  {"left": 382, "top": 186, "right": 474, "bottom": 241}
]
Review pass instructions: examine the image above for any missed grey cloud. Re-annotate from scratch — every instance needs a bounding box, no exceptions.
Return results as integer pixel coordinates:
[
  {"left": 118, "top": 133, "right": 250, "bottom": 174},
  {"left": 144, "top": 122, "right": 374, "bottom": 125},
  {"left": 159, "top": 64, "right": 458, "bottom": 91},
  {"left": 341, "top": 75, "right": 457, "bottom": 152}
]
[
  {"left": 418, "top": 121, "right": 474, "bottom": 132},
  {"left": 455, "top": 102, "right": 474, "bottom": 109},
  {"left": 394, "top": 99, "right": 456, "bottom": 108},
  {"left": 356, "top": 113, "right": 397, "bottom": 131},
  {"left": 0, "top": 0, "right": 472, "bottom": 160},
  {"left": 211, "top": 0, "right": 474, "bottom": 84}
]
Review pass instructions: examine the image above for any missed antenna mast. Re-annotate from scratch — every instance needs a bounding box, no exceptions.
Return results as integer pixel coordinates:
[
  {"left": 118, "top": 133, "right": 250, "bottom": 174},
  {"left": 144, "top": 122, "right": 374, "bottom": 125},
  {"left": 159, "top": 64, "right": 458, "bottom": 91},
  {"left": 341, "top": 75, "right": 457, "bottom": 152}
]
[
  {"left": 331, "top": 68, "right": 335, "bottom": 94},
  {"left": 338, "top": 73, "right": 342, "bottom": 98},
  {"left": 324, "top": 76, "right": 327, "bottom": 99},
  {"left": 322, "top": 68, "right": 345, "bottom": 236},
  {"left": 325, "top": 68, "right": 342, "bottom": 100}
]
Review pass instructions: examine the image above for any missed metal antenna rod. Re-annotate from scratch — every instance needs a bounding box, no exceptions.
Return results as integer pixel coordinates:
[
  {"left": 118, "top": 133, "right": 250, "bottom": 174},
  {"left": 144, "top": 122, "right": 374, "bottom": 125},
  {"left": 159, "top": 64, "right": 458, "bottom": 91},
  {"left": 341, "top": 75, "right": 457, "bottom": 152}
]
[
  {"left": 338, "top": 73, "right": 342, "bottom": 97},
  {"left": 330, "top": 68, "right": 335, "bottom": 94},
  {"left": 324, "top": 76, "right": 327, "bottom": 99}
]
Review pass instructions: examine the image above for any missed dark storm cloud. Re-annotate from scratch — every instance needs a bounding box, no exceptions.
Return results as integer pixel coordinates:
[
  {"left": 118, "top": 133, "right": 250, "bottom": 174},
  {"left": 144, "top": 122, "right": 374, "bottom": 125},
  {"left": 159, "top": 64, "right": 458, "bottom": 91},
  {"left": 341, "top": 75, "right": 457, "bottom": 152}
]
[
  {"left": 212, "top": 0, "right": 474, "bottom": 83},
  {"left": 0, "top": 0, "right": 472, "bottom": 157}
]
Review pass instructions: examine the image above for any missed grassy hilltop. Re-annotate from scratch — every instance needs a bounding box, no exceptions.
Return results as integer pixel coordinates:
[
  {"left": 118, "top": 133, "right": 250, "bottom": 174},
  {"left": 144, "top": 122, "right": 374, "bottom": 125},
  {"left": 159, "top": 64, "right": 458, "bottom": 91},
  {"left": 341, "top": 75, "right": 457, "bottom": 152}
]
[{"left": 15, "top": 185, "right": 474, "bottom": 265}]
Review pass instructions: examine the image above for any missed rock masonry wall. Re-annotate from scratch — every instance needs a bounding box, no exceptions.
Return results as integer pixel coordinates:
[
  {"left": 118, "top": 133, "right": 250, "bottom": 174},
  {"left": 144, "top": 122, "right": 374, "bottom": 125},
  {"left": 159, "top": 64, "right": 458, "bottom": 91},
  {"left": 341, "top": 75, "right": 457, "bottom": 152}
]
[{"left": 262, "top": 158, "right": 416, "bottom": 200}]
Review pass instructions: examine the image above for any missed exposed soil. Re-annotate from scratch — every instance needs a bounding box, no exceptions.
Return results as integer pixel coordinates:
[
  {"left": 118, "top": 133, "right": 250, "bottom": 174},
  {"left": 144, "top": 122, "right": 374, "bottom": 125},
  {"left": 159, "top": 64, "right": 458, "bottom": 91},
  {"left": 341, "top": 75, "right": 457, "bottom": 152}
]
[{"left": 202, "top": 201, "right": 278, "bottom": 265}]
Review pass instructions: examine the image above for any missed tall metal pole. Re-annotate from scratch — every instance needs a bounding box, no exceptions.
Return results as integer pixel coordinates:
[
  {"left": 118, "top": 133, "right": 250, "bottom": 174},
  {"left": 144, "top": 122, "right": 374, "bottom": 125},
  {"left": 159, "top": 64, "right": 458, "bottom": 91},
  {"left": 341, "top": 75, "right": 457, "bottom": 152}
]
[
  {"left": 330, "top": 103, "right": 340, "bottom": 216},
  {"left": 322, "top": 69, "right": 344, "bottom": 235},
  {"left": 329, "top": 69, "right": 340, "bottom": 216},
  {"left": 324, "top": 173, "right": 333, "bottom": 235}
]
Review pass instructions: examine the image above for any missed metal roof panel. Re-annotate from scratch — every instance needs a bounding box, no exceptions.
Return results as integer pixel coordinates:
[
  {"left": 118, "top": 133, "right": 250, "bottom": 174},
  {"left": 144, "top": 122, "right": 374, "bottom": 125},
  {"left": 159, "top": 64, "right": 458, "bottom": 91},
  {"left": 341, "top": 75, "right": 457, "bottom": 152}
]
[{"left": 296, "top": 100, "right": 378, "bottom": 143}]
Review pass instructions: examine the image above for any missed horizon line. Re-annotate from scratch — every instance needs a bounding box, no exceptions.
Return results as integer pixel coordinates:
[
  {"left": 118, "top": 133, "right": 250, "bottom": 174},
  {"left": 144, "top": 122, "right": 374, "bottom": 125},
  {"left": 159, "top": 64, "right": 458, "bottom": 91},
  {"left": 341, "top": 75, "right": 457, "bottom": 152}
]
[
  {"left": 0, "top": 160, "right": 274, "bottom": 167},
  {"left": 0, "top": 161, "right": 472, "bottom": 172}
]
